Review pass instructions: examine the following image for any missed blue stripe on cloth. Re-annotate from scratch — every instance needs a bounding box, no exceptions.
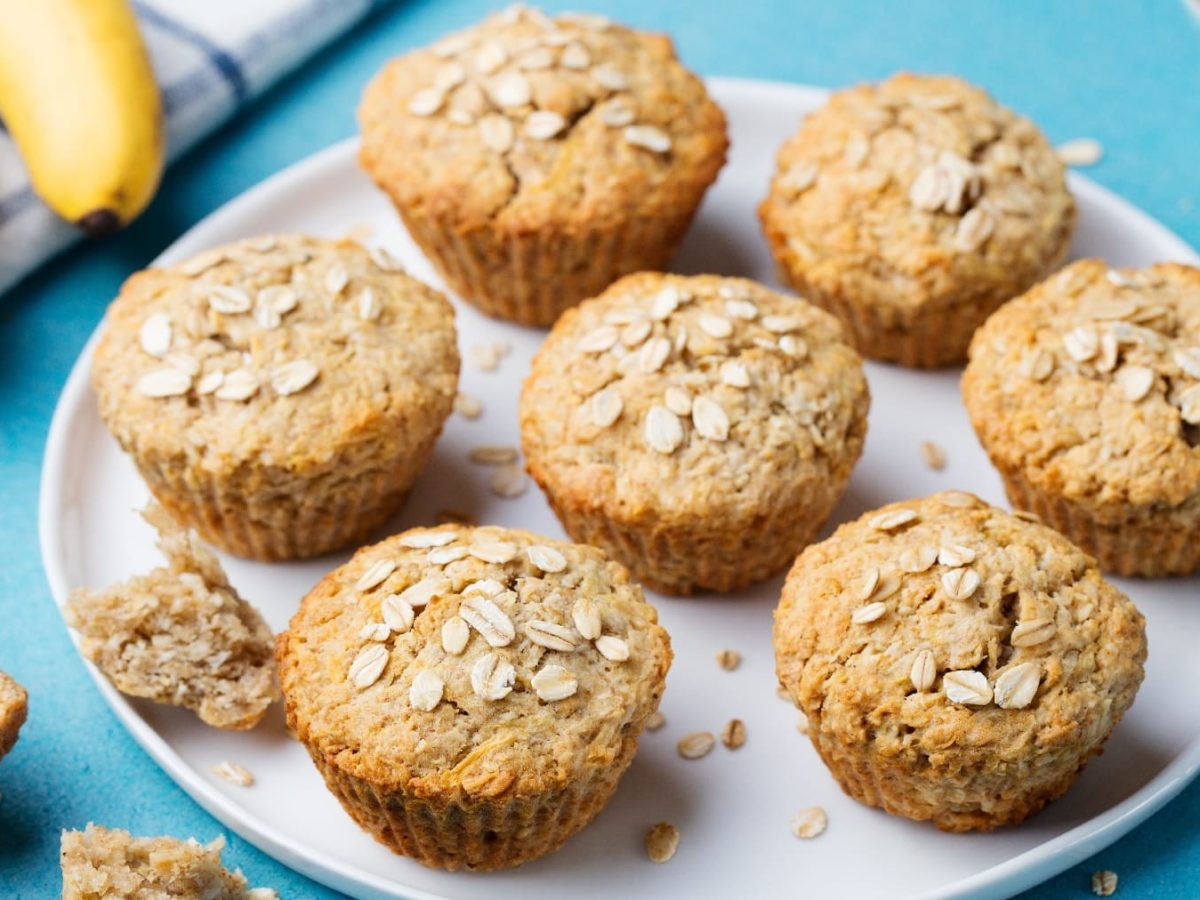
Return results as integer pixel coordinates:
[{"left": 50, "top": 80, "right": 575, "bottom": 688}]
[{"left": 132, "top": 1, "right": 250, "bottom": 104}]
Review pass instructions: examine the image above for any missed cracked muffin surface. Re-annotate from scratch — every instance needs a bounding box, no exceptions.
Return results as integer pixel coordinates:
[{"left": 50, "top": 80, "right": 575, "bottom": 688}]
[
  {"left": 964, "top": 259, "right": 1200, "bottom": 575},
  {"left": 520, "top": 272, "right": 869, "bottom": 594},
  {"left": 92, "top": 234, "right": 459, "bottom": 560},
  {"left": 358, "top": 4, "right": 727, "bottom": 324},
  {"left": 277, "top": 524, "right": 671, "bottom": 871},
  {"left": 774, "top": 491, "right": 1146, "bottom": 831},
  {"left": 759, "top": 72, "right": 1075, "bottom": 367}
]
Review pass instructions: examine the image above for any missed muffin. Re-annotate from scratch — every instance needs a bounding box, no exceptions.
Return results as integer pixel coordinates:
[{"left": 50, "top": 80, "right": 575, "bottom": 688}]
[
  {"left": 774, "top": 491, "right": 1146, "bottom": 831},
  {"left": 91, "top": 234, "right": 459, "bottom": 560},
  {"left": 963, "top": 259, "right": 1200, "bottom": 576},
  {"left": 276, "top": 524, "right": 671, "bottom": 871},
  {"left": 520, "top": 272, "right": 869, "bottom": 594},
  {"left": 358, "top": 5, "right": 727, "bottom": 326},
  {"left": 759, "top": 72, "right": 1076, "bottom": 367},
  {"left": 0, "top": 670, "right": 27, "bottom": 760},
  {"left": 60, "top": 825, "right": 266, "bottom": 899},
  {"left": 66, "top": 504, "right": 278, "bottom": 730}
]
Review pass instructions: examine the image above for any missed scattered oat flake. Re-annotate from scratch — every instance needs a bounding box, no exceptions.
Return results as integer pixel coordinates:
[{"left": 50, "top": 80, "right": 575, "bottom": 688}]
[
  {"left": 460, "top": 594, "right": 516, "bottom": 647},
  {"left": 479, "top": 114, "right": 516, "bottom": 153},
  {"left": 595, "top": 634, "right": 630, "bottom": 662},
  {"left": 720, "top": 718, "right": 746, "bottom": 750},
  {"left": 645, "top": 711, "right": 666, "bottom": 731},
  {"left": 470, "top": 652, "right": 516, "bottom": 700},
  {"left": 399, "top": 531, "right": 455, "bottom": 549},
  {"left": 137, "top": 368, "right": 191, "bottom": 398},
  {"left": 941, "top": 567, "right": 981, "bottom": 601},
  {"left": 409, "top": 670, "right": 444, "bottom": 711},
  {"left": 355, "top": 558, "right": 395, "bottom": 591},
  {"left": 993, "top": 662, "right": 1040, "bottom": 710},
  {"left": 380, "top": 595, "right": 415, "bottom": 634},
  {"left": 790, "top": 806, "right": 827, "bottom": 839},
  {"left": 677, "top": 731, "right": 715, "bottom": 760},
  {"left": 868, "top": 508, "right": 917, "bottom": 531},
  {"left": 469, "top": 445, "right": 518, "bottom": 465},
  {"left": 1056, "top": 138, "right": 1103, "bottom": 167},
  {"left": 489, "top": 464, "right": 528, "bottom": 498},
  {"left": 938, "top": 543, "right": 976, "bottom": 567},
  {"left": 527, "top": 544, "right": 567, "bottom": 573},
  {"left": 212, "top": 761, "right": 254, "bottom": 787},
  {"left": 645, "top": 405, "right": 684, "bottom": 454},
  {"left": 349, "top": 643, "right": 389, "bottom": 689},
  {"left": 910, "top": 649, "right": 936, "bottom": 692},
  {"left": 1011, "top": 618, "right": 1056, "bottom": 648},
  {"left": 591, "top": 63, "right": 628, "bottom": 91},
  {"left": 408, "top": 88, "right": 444, "bottom": 117},
  {"left": 1091, "top": 870, "right": 1118, "bottom": 896},
  {"left": 899, "top": 545, "right": 938, "bottom": 573},
  {"left": 943, "top": 669, "right": 992, "bottom": 706},
  {"left": 525, "top": 109, "right": 566, "bottom": 140},
  {"left": 920, "top": 440, "right": 947, "bottom": 471},
  {"left": 532, "top": 664, "right": 578, "bottom": 701},
  {"left": 624, "top": 124, "right": 671, "bottom": 153},
  {"left": 645, "top": 822, "right": 679, "bottom": 864},
  {"left": 851, "top": 601, "right": 887, "bottom": 625},
  {"left": 271, "top": 359, "right": 319, "bottom": 396},
  {"left": 468, "top": 343, "right": 503, "bottom": 371},
  {"left": 572, "top": 597, "right": 602, "bottom": 641},
  {"left": 454, "top": 392, "right": 483, "bottom": 419},
  {"left": 442, "top": 616, "right": 470, "bottom": 655},
  {"left": 692, "top": 396, "right": 730, "bottom": 442},
  {"left": 590, "top": 387, "right": 623, "bottom": 428},
  {"left": 139, "top": 314, "right": 172, "bottom": 357},
  {"left": 525, "top": 620, "right": 577, "bottom": 652},
  {"left": 715, "top": 649, "right": 741, "bottom": 671}
]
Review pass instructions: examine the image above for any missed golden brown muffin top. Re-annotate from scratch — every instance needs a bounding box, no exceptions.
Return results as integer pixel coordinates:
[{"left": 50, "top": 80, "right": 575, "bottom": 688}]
[
  {"left": 760, "top": 72, "right": 1075, "bottom": 313},
  {"left": 277, "top": 525, "right": 671, "bottom": 797},
  {"left": 358, "top": 5, "right": 727, "bottom": 233},
  {"left": 964, "top": 259, "right": 1200, "bottom": 517},
  {"left": 775, "top": 492, "right": 1146, "bottom": 769},
  {"left": 91, "top": 234, "right": 459, "bottom": 477},
  {"left": 520, "top": 272, "right": 869, "bottom": 522},
  {"left": 0, "top": 670, "right": 27, "bottom": 760}
]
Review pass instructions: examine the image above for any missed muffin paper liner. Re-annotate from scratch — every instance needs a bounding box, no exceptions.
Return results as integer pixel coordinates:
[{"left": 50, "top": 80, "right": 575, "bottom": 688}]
[
  {"left": 303, "top": 729, "right": 641, "bottom": 871},
  {"left": 999, "top": 468, "right": 1200, "bottom": 577}
]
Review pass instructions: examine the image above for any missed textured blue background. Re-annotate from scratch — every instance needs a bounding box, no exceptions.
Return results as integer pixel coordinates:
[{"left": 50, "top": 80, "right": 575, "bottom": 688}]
[{"left": 2, "top": 1, "right": 1198, "bottom": 896}]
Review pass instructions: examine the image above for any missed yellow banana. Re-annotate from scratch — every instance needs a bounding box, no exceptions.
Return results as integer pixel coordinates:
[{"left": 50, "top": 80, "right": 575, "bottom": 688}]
[{"left": 0, "top": 0, "right": 164, "bottom": 235}]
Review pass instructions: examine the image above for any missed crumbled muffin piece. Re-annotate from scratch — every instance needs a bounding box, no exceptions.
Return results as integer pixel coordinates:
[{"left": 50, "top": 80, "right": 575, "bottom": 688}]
[
  {"left": 0, "top": 670, "right": 28, "bottom": 760},
  {"left": 66, "top": 505, "right": 278, "bottom": 729},
  {"left": 60, "top": 824, "right": 268, "bottom": 899}
]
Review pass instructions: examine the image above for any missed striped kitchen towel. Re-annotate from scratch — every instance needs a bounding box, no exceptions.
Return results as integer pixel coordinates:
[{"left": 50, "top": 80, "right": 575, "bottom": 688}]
[{"left": 0, "top": 0, "right": 387, "bottom": 295}]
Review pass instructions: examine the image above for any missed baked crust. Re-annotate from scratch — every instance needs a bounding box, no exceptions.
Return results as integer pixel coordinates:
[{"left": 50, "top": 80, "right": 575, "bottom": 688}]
[
  {"left": 774, "top": 492, "right": 1146, "bottom": 830},
  {"left": 91, "top": 234, "right": 459, "bottom": 560},
  {"left": 358, "top": 6, "right": 727, "bottom": 325},
  {"left": 759, "top": 72, "right": 1075, "bottom": 367},
  {"left": 963, "top": 259, "right": 1200, "bottom": 575},
  {"left": 277, "top": 524, "right": 671, "bottom": 870},
  {"left": 0, "top": 671, "right": 27, "bottom": 760},
  {"left": 520, "top": 272, "right": 869, "bottom": 594}
]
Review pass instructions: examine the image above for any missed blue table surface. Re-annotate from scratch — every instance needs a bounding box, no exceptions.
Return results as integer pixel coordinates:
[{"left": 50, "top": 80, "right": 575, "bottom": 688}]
[{"left": 2, "top": 1, "right": 1198, "bottom": 896}]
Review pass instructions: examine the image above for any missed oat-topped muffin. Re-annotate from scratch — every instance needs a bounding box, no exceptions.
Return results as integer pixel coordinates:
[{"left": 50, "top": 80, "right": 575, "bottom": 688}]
[
  {"left": 60, "top": 825, "right": 266, "bottom": 899},
  {"left": 92, "top": 234, "right": 459, "bottom": 560},
  {"left": 963, "top": 259, "right": 1200, "bottom": 576},
  {"left": 66, "top": 504, "right": 277, "bottom": 730},
  {"left": 359, "top": 5, "right": 727, "bottom": 326},
  {"left": 0, "top": 670, "right": 27, "bottom": 760},
  {"left": 276, "top": 524, "right": 671, "bottom": 871},
  {"left": 759, "top": 73, "right": 1075, "bottom": 367},
  {"left": 775, "top": 492, "right": 1146, "bottom": 831},
  {"left": 520, "top": 273, "right": 869, "bottom": 594}
]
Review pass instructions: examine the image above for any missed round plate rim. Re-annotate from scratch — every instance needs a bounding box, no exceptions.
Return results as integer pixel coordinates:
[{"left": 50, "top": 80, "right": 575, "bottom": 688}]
[{"left": 38, "top": 75, "right": 1200, "bottom": 900}]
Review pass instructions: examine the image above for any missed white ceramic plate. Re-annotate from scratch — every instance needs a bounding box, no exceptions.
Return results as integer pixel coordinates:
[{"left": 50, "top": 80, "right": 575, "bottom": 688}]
[{"left": 40, "top": 78, "right": 1200, "bottom": 900}]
